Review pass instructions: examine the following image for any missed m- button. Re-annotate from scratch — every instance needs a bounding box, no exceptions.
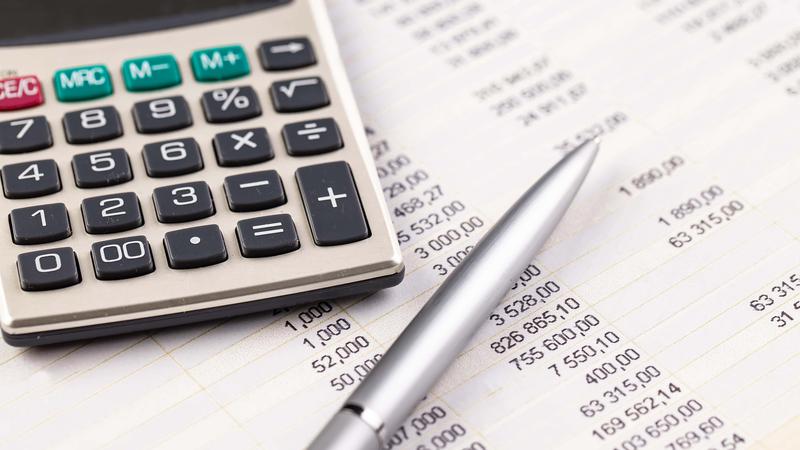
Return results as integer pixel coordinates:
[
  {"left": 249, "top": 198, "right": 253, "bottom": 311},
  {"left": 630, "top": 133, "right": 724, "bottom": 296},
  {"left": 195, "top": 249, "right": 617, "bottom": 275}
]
[
  {"left": 53, "top": 64, "right": 113, "bottom": 102},
  {"left": 296, "top": 161, "right": 369, "bottom": 246},
  {"left": 122, "top": 54, "right": 182, "bottom": 91},
  {"left": 0, "top": 75, "right": 44, "bottom": 111}
]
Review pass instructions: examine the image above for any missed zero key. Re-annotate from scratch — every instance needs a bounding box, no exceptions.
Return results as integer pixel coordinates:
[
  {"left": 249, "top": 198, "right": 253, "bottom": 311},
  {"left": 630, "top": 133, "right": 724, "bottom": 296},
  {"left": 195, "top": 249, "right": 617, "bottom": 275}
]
[
  {"left": 17, "top": 247, "right": 81, "bottom": 291},
  {"left": 295, "top": 161, "right": 370, "bottom": 246}
]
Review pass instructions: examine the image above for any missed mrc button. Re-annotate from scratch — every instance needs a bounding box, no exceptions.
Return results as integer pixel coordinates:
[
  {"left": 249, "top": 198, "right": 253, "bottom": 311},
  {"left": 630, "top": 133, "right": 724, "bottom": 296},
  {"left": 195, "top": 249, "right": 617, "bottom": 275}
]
[
  {"left": 0, "top": 75, "right": 44, "bottom": 111},
  {"left": 53, "top": 64, "right": 113, "bottom": 102}
]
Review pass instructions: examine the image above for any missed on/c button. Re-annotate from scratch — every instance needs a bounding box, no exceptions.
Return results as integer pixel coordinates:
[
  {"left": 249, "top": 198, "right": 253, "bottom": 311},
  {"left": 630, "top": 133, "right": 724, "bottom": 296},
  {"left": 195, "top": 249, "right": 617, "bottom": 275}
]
[{"left": 0, "top": 75, "right": 44, "bottom": 111}]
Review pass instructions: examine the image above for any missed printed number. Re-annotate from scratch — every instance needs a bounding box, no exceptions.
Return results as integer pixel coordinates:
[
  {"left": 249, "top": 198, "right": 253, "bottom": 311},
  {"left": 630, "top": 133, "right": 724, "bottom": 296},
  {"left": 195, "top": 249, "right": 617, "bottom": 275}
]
[
  {"left": 31, "top": 209, "right": 46, "bottom": 227},
  {"left": 150, "top": 99, "right": 176, "bottom": 119},
  {"left": 80, "top": 109, "right": 107, "bottom": 129},
  {"left": 10, "top": 119, "right": 34, "bottom": 139},
  {"left": 18, "top": 163, "right": 44, "bottom": 182},
  {"left": 171, "top": 186, "right": 197, "bottom": 205},
  {"left": 99, "top": 241, "right": 146, "bottom": 263},
  {"left": 89, "top": 152, "right": 116, "bottom": 172},
  {"left": 34, "top": 253, "right": 61, "bottom": 273},
  {"left": 99, "top": 197, "right": 126, "bottom": 217},
  {"left": 161, "top": 141, "right": 187, "bottom": 161}
]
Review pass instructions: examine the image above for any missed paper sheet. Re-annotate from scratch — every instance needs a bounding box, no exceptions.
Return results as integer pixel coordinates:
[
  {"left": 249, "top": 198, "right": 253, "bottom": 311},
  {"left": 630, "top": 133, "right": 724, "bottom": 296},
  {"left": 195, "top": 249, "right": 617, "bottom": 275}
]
[{"left": 3, "top": 0, "right": 800, "bottom": 448}]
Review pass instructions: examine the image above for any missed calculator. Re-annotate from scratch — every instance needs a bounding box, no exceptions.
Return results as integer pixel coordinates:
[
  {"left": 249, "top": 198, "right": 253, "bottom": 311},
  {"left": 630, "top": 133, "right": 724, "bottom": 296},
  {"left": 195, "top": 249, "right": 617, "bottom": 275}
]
[{"left": 0, "top": 0, "right": 403, "bottom": 346}]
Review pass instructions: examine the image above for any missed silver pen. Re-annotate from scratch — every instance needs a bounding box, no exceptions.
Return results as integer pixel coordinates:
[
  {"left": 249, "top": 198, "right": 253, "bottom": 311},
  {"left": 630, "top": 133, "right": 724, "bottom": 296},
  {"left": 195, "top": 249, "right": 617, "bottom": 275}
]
[{"left": 309, "top": 138, "right": 601, "bottom": 450}]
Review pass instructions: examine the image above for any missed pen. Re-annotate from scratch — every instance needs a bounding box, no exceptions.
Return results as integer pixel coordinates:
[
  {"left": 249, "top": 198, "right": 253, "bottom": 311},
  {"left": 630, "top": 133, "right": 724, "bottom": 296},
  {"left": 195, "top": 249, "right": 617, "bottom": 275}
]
[{"left": 309, "top": 137, "right": 601, "bottom": 450}]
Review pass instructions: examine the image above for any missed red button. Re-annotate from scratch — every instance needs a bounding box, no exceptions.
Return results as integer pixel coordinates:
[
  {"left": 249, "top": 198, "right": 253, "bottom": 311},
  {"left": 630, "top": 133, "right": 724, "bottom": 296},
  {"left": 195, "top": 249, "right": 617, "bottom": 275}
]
[{"left": 0, "top": 75, "right": 44, "bottom": 111}]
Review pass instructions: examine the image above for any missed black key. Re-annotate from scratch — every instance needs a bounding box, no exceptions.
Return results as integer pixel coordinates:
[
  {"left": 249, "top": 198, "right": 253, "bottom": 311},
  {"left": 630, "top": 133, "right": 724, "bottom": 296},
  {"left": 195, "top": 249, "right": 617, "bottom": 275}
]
[
  {"left": 132, "top": 96, "right": 193, "bottom": 134},
  {"left": 10, "top": 203, "right": 71, "bottom": 245},
  {"left": 237, "top": 214, "right": 300, "bottom": 257},
  {"left": 17, "top": 247, "right": 81, "bottom": 291},
  {"left": 164, "top": 224, "right": 227, "bottom": 269},
  {"left": 153, "top": 181, "right": 215, "bottom": 223},
  {"left": 0, "top": 116, "right": 53, "bottom": 154},
  {"left": 63, "top": 106, "right": 123, "bottom": 144},
  {"left": 223, "top": 170, "right": 285, "bottom": 212},
  {"left": 1, "top": 159, "right": 61, "bottom": 199},
  {"left": 201, "top": 86, "right": 261, "bottom": 123},
  {"left": 295, "top": 161, "right": 370, "bottom": 246},
  {"left": 282, "top": 118, "right": 343, "bottom": 156},
  {"left": 213, "top": 128, "right": 273, "bottom": 167},
  {"left": 72, "top": 148, "right": 133, "bottom": 188},
  {"left": 258, "top": 37, "right": 316, "bottom": 71},
  {"left": 142, "top": 138, "right": 204, "bottom": 177},
  {"left": 91, "top": 235, "right": 155, "bottom": 280},
  {"left": 81, "top": 192, "right": 144, "bottom": 234},
  {"left": 270, "top": 77, "right": 329, "bottom": 113}
]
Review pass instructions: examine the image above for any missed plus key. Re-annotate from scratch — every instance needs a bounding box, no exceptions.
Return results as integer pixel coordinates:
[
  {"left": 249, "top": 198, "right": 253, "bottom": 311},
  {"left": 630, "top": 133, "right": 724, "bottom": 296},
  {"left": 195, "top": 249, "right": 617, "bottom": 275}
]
[{"left": 296, "top": 161, "right": 370, "bottom": 246}]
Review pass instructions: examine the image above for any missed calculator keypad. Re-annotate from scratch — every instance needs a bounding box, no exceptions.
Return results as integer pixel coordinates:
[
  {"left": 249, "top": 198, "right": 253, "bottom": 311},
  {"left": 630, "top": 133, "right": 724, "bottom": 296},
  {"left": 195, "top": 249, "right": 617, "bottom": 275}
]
[
  {"left": 201, "top": 86, "right": 262, "bottom": 123},
  {"left": 164, "top": 224, "right": 228, "bottom": 269},
  {"left": 2, "top": 159, "right": 61, "bottom": 199},
  {"left": 10, "top": 203, "right": 71, "bottom": 245},
  {"left": 132, "top": 96, "right": 193, "bottom": 134},
  {"left": 153, "top": 181, "right": 215, "bottom": 223},
  {"left": 142, "top": 138, "right": 204, "bottom": 177},
  {"left": 71, "top": 149, "right": 133, "bottom": 188},
  {"left": 213, "top": 128, "right": 274, "bottom": 167},
  {"left": 91, "top": 236, "right": 155, "bottom": 280},
  {"left": 17, "top": 247, "right": 81, "bottom": 291},
  {"left": 270, "top": 77, "right": 329, "bottom": 112},
  {"left": 0, "top": 116, "right": 53, "bottom": 154},
  {"left": 63, "top": 106, "right": 123, "bottom": 144},
  {"left": 81, "top": 192, "right": 144, "bottom": 234}
]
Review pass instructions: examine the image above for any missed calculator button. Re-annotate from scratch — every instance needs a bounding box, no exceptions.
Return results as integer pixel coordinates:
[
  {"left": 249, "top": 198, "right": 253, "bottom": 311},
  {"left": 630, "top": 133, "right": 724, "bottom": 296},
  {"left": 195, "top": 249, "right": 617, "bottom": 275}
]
[
  {"left": 164, "top": 224, "right": 227, "bottom": 269},
  {"left": 258, "top": 38, "right": 316, "bottom": 71},
  {"left": 236, "top": 214, "right": 300, "bottom": 257},
  {"left": 91, "top": 236, "right": 155, "bottom": 280},
  {"left": 213, "top": 128, "right": 273, "bottom": 167},
  {"left": 223, "top": 170, "right": 285, "bottom": 212},
  {"left": 71, "top": 149, "right": 133, "bottom": 188},
  {"left": 53, "top": 65, "right": 113, "bottom": 102},
  {"left": 295, "top": 161, "right": 370, "bottom": 246},
  {"left": 201, "top": 86, "right": 261, "bottom": 123},
  {"left": 282, "top": 118, "right": 343, "bottom": 156},
  {"left": 142, "top": 138, "right": 204, "bottom": 177},
  {"left": 153, "top": 181, "right": 215, "bottom": 223},
  {"left": 10, "top": 203, "right": 71, "bottom": 245},
  {"left": 0, "top": 116, "right": 53, "bottom": 154},
  {"left": 190, "top": 45, "right": 250, "bottom": 82},
  {"left": 1, "top": 159, "right": 61, "bottom": 199},
  {"left": 122, "top": 55, "right": 182, "bottom": 92},
  {"left": 81, "top": 192, "right": 144, "bottom": 234},
  {"left": 17, "top": 247, "right": 81, "bottom": 291},
  {"left": 0, "top": 75, "right": 44, "bottom": 111},
  {"left": 132, "top": 96, "right": 193, "bottom": 134},
  {"left": 63, "top": 106, "right": 123, "bottom": 144},
  {"left": 270, "top": 77, "right": 329, "bottom": 113}
]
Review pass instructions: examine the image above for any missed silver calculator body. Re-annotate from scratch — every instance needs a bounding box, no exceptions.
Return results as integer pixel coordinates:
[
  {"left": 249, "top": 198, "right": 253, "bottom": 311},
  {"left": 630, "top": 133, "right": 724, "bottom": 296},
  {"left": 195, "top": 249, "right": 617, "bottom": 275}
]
[{"left": 0, "top": 0, "right": 403, "bottom": 346}]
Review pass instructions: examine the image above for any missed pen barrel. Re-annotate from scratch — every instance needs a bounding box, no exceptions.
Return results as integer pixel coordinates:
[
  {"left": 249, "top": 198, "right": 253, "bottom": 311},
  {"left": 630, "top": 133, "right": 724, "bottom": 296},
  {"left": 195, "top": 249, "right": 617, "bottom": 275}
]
[{"left": 345, "top": 140, "right": 599, "bottom": 444}]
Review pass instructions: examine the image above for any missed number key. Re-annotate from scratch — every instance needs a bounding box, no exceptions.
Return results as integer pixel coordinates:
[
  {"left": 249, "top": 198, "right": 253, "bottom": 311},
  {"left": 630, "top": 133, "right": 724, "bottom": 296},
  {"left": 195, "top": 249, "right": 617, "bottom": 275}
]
[
  {"left": 10, "top": 203, "right": 71, "bottom": 245},
  {"left": 132, "top": 96, "right": 192, "bottom": 134},
  {"left": 81, "top": 192, "right": 143, "bottom": 234},
  {"left": 63, "top": 106, "right": 123, "bottom": 144},
  {"left": 0, "top": 116, "right": 53, "bottom": 154},
  {"left": 72, "top": 148, "right": 133, "bottom": 188},
  {"left": 153, "top": 181, "right": 215, "bottom": 223},
  {"left": 1, "top": 159, "right": 61, "bottom": 199},
  {"left": 91, "top": 236, "right": 155, "bottom": 280},
  {"left": 17, "top": 247, "right": 81, "bottom": 291},
  {"left": 142, "top": 138, "right": 204, "bottom": 177}
]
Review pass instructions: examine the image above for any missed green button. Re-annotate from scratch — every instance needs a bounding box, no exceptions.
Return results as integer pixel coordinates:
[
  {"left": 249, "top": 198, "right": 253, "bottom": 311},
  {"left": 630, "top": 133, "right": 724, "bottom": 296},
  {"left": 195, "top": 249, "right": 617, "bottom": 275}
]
[
  {"left": 122, "top": 54, "right": 181, "bottom": 92},
  {"left": 190, "top": 45, "right": 250, "bottom": 82},
  {"left": 53, "top": 64, "right": 113, "bottom": 102}
]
